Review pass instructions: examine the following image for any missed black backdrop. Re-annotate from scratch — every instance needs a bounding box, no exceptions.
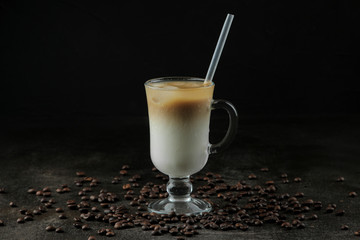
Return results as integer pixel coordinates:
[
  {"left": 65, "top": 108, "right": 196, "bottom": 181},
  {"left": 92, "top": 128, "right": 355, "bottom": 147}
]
[{"left": 1, "top": 1, "right": 359, "bottom": 120}]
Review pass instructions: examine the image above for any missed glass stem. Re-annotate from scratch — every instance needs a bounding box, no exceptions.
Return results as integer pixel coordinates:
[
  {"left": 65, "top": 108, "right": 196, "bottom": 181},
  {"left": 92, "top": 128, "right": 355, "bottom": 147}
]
[{"left": 167, "top": 176, "right": 192, "bottom": 202}]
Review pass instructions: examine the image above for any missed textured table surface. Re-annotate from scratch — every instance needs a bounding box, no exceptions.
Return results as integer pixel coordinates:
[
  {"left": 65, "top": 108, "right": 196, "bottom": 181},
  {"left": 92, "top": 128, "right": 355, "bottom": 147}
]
[{"left": 0, "top": 114, "right": 360, "bottom": 240}]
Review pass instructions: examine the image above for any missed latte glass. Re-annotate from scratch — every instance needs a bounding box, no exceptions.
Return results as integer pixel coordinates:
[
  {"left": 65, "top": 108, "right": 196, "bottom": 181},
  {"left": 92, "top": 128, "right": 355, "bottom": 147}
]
[{"left": 145, "top": 76, "right": 238, "bottom": 215}]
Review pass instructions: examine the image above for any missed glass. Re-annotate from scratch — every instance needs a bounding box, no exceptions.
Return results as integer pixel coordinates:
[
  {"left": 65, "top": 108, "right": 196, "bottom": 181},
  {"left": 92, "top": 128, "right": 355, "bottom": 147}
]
[{"left": 144, "top": 76, "right": 238, "bottom": 215}]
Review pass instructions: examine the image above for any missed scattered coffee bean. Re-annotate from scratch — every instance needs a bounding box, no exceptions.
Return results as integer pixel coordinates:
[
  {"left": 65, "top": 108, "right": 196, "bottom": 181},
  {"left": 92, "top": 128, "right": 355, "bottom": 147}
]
[
  {"left": 335, "top": 210, "right": 345, "bottom": 216},
  {"left": 55, "top": 207, "right": 64, "bottom": 213},
  {"left": 59, "top": 214, "right": 67, "bottom": 219},
  {"left": 281, "top": 222, "right": 292, "bottom": 230},
  {"left": 248, "top": 173, "right": 257, "bottom": 180},
  {"left": 55, "top": 227, "right": 64, "bottom": 233},
  {"left": 355, "top": 231, "right": 360, "bottom": 236},
  {"left": 27, "top": 188, "right": 36, "bottom": 194},
  {"left": 88, "top": 236, "right": 96, "bottom": 240},
  {"left": 24, "top": 216, "right": 33, "bottom": 221},
  {"left": 260, "top": 167, "right": 269, "bottom": 172},
  {"left": 9, "top": 202, "right": 17, "bottom": 207},
  {"left": 336, "top": 177, "right": 345, "bottom": 182},
  {"left": 280, "top": 173, "right": 288, "bottom": 178},
  {"left": 0, "top": 220, "right": 4, "bottom": 226},
  {"left": 119, "top": 170, "right": 128, "bottom": 175},
  {"left": 341, "top": 225, "right": 349, "bottom": 230},
  {"left": 349, "top": 192, "right": 357, "bottom": 197},
  {"left": 17, "top": 217, "right": 25, "bottom": 223},
  {"left": 82, "top": 224, "right": 90, "bottom": 230},
  {"left": 46, "top": 225, "right": 56, "bottom": 231},
  {"left": 308, "top": 214, "right": 318, "bottom": 220},
  {"left": 76, "top": 171, "right": 86, "bottom": 177},
  {"left": 294, "top": 177, "right": 302, "bottom": 182},
  {"left": 106, "top": 231, "right": 115, "bottom": 237},
  {"left": 0, "top": 188, "right": 5, "bottom": 193}
]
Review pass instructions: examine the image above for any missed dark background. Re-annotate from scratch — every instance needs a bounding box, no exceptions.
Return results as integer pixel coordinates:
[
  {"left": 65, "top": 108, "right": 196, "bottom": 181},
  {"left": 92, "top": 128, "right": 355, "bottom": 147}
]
[{"left": 0, "top": 0, "right": 359, "bottom": 121}]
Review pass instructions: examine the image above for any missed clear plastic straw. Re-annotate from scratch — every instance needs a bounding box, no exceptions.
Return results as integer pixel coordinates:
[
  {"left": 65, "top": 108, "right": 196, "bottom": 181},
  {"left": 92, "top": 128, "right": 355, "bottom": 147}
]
[{"left": 205, "top": 14, "right": 234, "bottom": 83}]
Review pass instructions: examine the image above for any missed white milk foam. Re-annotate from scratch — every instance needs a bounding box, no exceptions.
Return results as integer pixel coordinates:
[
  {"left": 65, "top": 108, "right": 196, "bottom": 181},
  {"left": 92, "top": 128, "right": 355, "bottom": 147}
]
[{"left": 145, "top": 80, "right": 214, "bottom": 177}]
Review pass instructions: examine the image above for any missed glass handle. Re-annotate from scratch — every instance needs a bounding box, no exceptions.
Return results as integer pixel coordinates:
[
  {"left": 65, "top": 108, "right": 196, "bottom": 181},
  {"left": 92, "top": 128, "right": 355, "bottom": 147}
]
[{"left": 209, "top": 99, "right": 238, "bottom": 154}]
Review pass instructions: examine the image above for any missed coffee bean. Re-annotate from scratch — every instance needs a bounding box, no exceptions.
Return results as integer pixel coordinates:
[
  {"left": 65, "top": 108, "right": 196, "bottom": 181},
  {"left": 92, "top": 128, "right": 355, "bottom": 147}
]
[
  {"left": 88, "top": 236, "right": 96, "bottom": 240},
  {"left": 17, "top": 217, "right": 25, "bottom": 223},
  {"left": 248, "top": 173, "right": 257, "bottom": 180},
  {"left": 76, "top": 171, "right": 86, "bottom": 177},
  {"left": 265, "top": 180, "right": 275, "bottom": 185},
  {"left": 55, "top": 227, "right": 64, "bottom": 233},
  {"left": 9, "top": 201, "right": 17, "bottom": 207},
  {"left": 122, "top": 165, "right": 130, "bottom": 170},
  {"left": 27, "top": 188, "right": 36, "bottom": 194},
  {"left": 355, "top": 231, "right": 360, "bottom": 236},
  {"left": 151, "top": 230, "right": 161, "bottom": 236},
  {"left": 73, "top": 222, "right": 83, "bottom": 228},
  {"left": 119, "top": 170, "right": 128, "bottom": 175},
  {"left": 82, "top": 224, "right": 90, "bottom": 230},
  {"left": 59, "top": 214, "right": 67, "bottom": 219},
  {"left": 260, "top": 167, "right": 269, "bottom": 172},
  {"left": 280, "top": 173, "right": 288, "bottom": 178},
  {"left": 184, "top": 231, "right": 193, "bottom": 237},
  {"left": 308, "top": 214, "right": 318, "bottom": 220},
  {"left": 43, "top": 187, "right": 51, "bottom": 192},
  {"left": 341, "top": 224, "right": 349, "bottom": 230},
  {"left": 281, "top": 222, "right": 292, "bottom": 230},
  {"left": 24, "top": 216, "right": 33, "bottom": 221},
  {"left": 295, "top": 192, "right": 304, "bottom": 198},
  {"left": 349, "top": 191, "right": 357, "bottom": 197},
  {"left": 326, "top": 206, "right": 335, "bottom": 213},
  {"left": 0, "top": 187, "right": 5, "bottom": 193},
  {"left": 282, "top": 179, "right": 289, "bottom": 184},
  {"left": 46, "top": 225, "right": 56, "bottom": 231},
  {"left": 55, "top": 207, "right": 64, "bottom": 213},
  {"left": 336, "top": 177, "right": 345, "bottom": 182},
  {"left": 335, "top": 210, "right": 345, "bottom": 216},
  {"left": 294, "top": 177, "right": 302, "bottom": 182},
  {"left": 122, "top": 184, "right": 131, "bottom": 190}
]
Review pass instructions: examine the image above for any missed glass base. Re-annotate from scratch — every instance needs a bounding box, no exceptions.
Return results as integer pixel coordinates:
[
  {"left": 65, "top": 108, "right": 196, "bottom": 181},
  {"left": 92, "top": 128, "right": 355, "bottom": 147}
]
[{"left": 148, "top": 197, "right": 212, "bottom": 215}]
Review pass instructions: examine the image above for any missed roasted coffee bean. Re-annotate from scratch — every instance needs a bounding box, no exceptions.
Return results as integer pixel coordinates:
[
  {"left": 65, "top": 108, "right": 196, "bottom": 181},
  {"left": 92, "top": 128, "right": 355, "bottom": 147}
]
[
  {"left": 59, "top": 214, "right": 67, "bottom": 219},
  {"left": 265, "top": 180, "right": 275, "bottom": 185},
  {"left": 82, "top": 224, "right": 90, "bottom": 230},
  {"left": 240, "top": 224, "right": 249, "bottom": 231},
  {"left": 122, "top": 165, "right": 130, "bottom": 170},
  {"left": 0, "top": 220, "right": 4, "bottom": 226},
  {"left": 280, "top": 173, "right": 288, "bottom": 178},
  {"left": 355, "top": 231, "right": 360, "bottom": 236},
  {"left": 282, "top": 179, "right": 289, "bottom": 184},
  {"left": 341, "top": 224, "right": 349, "bottom": 230},
  {"left": 24, "top": 216, "right": 33, "bottom": 221},
  {"left": 97, "top": 228, "right": 106, "bottom": 235},
  {"left": 335, "top": 210, "right": 345, "bottom": 216},
  {"left": 151, "top": 230, "right": 161, "bottom": 236},
  {"left": 55, "top": 227, "right": 64, "bottom": 233},
  {"left": 295, "top": 192, "right": 304, "bottom": 198},
  {"left": 38, "top": 206, "right": 47, "bottom": 212},
  {"left": 55, "top": 207, "right": 64, "bottom": 213},
  {"left": 349, "top": 191, "right": 357, "bottom": 197},
  {"left": 17, "top": 217, "right": 25, "bottom": 223},
  {"left": 73, "top": 222, "right": 83, "bottom": 228},
  {"left": 106, "top": 231, "right": 115, "bottom": 237},
  {"left": 281, "top": 222, "right": 292, "bottom": 230},
  {"left": 27, "top": 188, "right": 36, "bottom": 194},
  {"left": 88, "top": 236, "right": 96, "bottom": 240},
  {"left": 308, "top": 214, "right": 318, "bottom": 220},
  {"left": 46, "top": 225, "right": 56, "bottom": 231},
  {"left": 326, "top": 206, "right": 335, "bottom": 213},
  {"left": 9, "top": 202, "right": 17, "bottom": 207},
  {"left": 294, "top": 177, "right": 302, "bottom": 182},
  {"left": 43, "top": 187, "right": 51, "bottom": 192},
  {"left": 76, "top": 171, "right": 86, "bottom": 177},
  {"left": 119, "top": 170, "right": 128, "bottom": 175},
  {"left": 260, "top": 167, "right": 269, "bottom": 172},
  {"left": 45, "top": 202, "right": 52, "bottom": 208},
  {"left": 184, "top": 231, "right": 193, "bottom": 237},
  {"left": 33, "top": 209, "right": 41, "bottom": 215},
  {"left": 336, "top": 177, "right": 345, "bottom": 182},
  {"left": 0, "top": 188, "right": 5, "bottom": 193},
  {"left": 248, "top": 173, "right": 257, "bottom": 180}
]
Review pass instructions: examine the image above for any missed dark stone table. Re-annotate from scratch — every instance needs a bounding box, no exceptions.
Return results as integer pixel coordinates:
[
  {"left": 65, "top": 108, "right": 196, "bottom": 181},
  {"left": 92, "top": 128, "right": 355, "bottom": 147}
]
[{"left": 1, "top": 114, "right": 360, "bottom": 239}]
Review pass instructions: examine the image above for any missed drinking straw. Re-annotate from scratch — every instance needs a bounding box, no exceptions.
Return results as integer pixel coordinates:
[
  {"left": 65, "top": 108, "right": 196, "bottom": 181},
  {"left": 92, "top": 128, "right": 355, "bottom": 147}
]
[{"left": 204, "top": 14, "right": 234, "bottom": 83}]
